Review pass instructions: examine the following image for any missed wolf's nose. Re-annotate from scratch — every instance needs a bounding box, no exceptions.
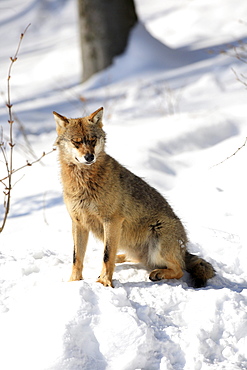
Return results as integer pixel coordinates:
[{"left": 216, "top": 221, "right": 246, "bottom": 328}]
[{"left": 84, "top": 153, "right": 95, "bottom": 163}]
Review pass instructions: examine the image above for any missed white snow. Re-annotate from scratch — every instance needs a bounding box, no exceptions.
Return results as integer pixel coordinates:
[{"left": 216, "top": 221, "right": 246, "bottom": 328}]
[{"left": 0, "top": 0, "right": 247, "bottom": 369}]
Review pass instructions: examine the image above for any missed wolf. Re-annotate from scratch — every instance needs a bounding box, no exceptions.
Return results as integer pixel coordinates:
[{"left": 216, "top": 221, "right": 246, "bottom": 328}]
[{"left": 53, "top": 107, "right": 215, "bottom": 288}]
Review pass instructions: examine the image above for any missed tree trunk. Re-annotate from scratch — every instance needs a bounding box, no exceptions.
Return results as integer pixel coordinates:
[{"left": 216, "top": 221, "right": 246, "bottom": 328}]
[{"left": 77, "top": 0, "right": 138, "bottom": 81}]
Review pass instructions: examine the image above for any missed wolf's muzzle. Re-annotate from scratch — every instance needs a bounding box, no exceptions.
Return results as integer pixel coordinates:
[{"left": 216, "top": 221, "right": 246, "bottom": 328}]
[{"left": 84, "top": 153, "right": 95, "bottom": 164}]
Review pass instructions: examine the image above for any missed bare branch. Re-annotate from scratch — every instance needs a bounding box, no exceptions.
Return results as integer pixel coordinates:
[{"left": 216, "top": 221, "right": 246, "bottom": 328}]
[
  {"left": 213, "top": 42, "right": 247, "bottom": 169},
  {"left": 0, "top": 148, "right": 56, "bottom": 183},
  {"left": 212, "top": 137, "right": 247, "bottom": 168},
  {"left": 0, "top": 24, "right": 31, "bottom": 233},
  {"left": 232, "top": 68, "right": 247, "bottom": 88}
]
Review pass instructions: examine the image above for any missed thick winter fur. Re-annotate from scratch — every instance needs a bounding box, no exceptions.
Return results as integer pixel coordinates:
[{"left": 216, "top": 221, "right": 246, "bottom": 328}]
[{"left": 53, "top": 108, "right": 215, "bottom": 288}]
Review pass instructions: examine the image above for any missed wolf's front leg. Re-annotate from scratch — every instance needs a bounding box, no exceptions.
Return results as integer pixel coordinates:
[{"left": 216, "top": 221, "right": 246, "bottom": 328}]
[
  {"left": 69, "top": 221, "right": 89, "bottom": 281},
  {"left": 97, "top": 218, "right": 123, "bottom": 287}
]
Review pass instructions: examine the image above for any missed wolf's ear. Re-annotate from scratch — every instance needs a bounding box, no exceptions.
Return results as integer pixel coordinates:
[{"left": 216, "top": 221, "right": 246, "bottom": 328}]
[
  {"left": 53, "top": 111, "right": 69, "bottom": 135},
  {"left": 88, "top": 107, "right": 103, "bottom": 127}
]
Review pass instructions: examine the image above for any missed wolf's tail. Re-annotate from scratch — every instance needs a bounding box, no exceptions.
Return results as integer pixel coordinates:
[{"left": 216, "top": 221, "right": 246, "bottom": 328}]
[{"left": 184, "top": 251, "right": 215, "bottom": 288}]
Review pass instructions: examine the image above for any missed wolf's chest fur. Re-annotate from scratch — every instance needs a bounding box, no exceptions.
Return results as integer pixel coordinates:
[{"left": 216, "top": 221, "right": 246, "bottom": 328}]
[
  {"left": 61, "top": 157, "right": 117, "bottom": 241},
  {"left": 63, "top": 163, "right": 103, "bottom": 211}
]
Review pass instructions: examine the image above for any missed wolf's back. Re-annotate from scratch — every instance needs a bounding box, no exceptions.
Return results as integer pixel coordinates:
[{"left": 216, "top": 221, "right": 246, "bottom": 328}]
[{"left": 185, "top": 251, "right": 215, "bottom": 288}]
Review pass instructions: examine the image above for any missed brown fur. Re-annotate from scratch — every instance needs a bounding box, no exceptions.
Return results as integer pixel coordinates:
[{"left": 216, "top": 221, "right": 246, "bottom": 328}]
[{"left": 53, "top": 107, "right": 215, "bottom": 288}]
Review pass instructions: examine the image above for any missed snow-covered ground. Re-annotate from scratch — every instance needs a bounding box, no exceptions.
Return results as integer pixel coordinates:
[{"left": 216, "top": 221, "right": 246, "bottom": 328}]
[{"left": 0, "top": 0, "right": 247, "bottom": 369}]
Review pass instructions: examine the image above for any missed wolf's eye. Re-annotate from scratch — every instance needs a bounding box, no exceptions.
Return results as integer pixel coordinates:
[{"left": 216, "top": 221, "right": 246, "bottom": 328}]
[
  {"left": 90, "top": 138, "right": 97, "bottom": 146},
  {"left": 71, "top": 139, "right": 82, "bottom": 148}
]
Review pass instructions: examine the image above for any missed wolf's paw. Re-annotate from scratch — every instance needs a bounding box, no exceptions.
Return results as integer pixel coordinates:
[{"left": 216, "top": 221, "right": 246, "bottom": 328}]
[
  {"left": 97, "top": 276, "right": 114, "bottom": 287},
  {"left": 149, "top": 269, "right": 166, "bottom": 281},
  {"left": 149, "top": 267, "right": 183, "bottom": 281},
  {"left": 115, "top": 254, "right": 127, "bottom": 263},
  {"left": 69, "top": 271, "right": 83, "bottom": 282}
]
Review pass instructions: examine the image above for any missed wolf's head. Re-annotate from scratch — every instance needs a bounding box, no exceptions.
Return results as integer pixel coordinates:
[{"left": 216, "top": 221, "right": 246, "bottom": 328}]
[{"left": 53, "top": 107, "right": 106, "bottom": 166}]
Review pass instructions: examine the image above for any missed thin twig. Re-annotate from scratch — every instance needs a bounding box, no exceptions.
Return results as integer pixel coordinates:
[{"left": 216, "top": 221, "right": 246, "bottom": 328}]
[
  {"left": 13, "top": 112, "right": 39, "bottom": 161},
  {"left": 211, "top": 137, "right": 247, "bottom": 168},
  {"left": 0, "top": 148, "right": 56, "bottom": 183},
  {"left": 232, "top": 68, "right": 247, "bottom": 88},
  {"left": 0, "top": 24, "right": 31, "bottom": 233}
]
